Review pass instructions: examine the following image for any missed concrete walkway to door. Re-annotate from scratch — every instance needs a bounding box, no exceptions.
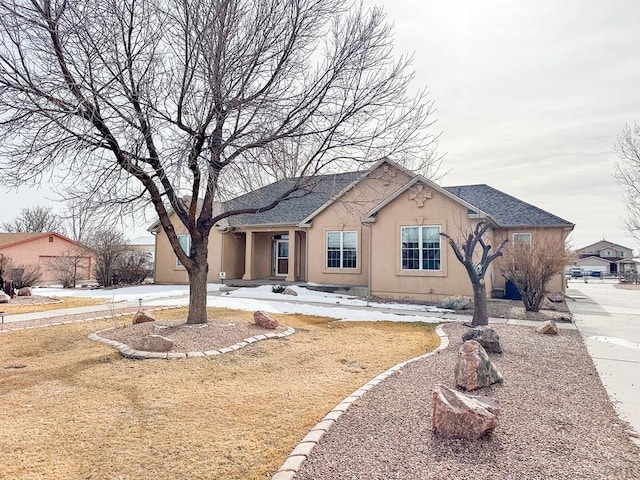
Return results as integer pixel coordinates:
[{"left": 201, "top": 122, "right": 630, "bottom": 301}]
[{"left": 568, "top": 279, "right": 640, "bottom": 440}]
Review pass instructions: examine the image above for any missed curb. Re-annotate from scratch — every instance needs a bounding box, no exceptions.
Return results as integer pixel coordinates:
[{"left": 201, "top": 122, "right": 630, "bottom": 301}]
[
  {"left": 271, "top": 323, "right": 450, "bottom": 480},
  {"left": 0, "top": 306, "right": 180, "bottom": 333},
  {"left": 89, "top": 326, "right": 296, "bottom": 360}
]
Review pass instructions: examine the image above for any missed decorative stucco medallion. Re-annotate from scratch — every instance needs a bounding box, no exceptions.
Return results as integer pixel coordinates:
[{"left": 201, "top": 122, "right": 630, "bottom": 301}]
[
  {"left": 375, "top": 164, "right": 397, "bottom": 185},
  {"left": 408, "top": 184, "right": 432, "bottom": 207}
]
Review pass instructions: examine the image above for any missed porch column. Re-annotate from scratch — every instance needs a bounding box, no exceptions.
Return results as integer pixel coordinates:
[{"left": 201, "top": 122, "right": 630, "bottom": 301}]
[
  {"left": 242, "top": 231, "right": 256, "bottom": 280},
  {"left": 286, "top": 229, "right": 297, "bottom": 282}
]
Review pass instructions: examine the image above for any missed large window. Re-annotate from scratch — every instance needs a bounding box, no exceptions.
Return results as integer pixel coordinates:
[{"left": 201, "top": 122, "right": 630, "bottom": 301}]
[
  {"left": 176, "top": 234, "right": 191, "bottom": 266},
  {"left": 401, "top": 226, "right": 441, "bottom": 271},
  {"left": 326, "top": 231, "right": 357, "bottom": 269}
]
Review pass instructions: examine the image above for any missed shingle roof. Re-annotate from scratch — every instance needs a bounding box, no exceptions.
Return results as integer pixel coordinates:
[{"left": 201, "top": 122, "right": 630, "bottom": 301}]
[
  {"left": 0, "top": 232, "right": 50, "bottom": 247},
  {"left": 223, "top": 172, "right": 363, "bottom": 226},
  {"left": 443, "top": 184, "right": 574, "bottom": 228}
]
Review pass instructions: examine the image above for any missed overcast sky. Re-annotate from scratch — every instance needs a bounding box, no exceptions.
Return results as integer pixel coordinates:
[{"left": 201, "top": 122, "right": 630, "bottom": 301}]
[
  {"left": 1, "top": 0, "right": 639, "bottom": 251},
  {"left": 370, "top": 0, "right": 640, "bottom": 250}
]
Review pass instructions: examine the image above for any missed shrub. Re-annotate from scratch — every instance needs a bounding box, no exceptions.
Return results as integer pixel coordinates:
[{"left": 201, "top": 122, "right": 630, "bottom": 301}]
[
  {"left": 439, "top": 295, "right": 470, "bottom": 310},
  {"left": 271, "top": 285, "right": 286, "bottom": 294},
  {"left": 10, "top": 263, "right": 42, "bottom": 288}
]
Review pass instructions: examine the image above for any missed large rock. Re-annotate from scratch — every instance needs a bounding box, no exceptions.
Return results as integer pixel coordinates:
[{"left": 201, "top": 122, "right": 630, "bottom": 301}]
[
  {"left": 0, "top": 291, "right": 9, "bottom": 303},
  {"left": 547, "top": 292, "right": 564, "bottom": 303},
  {"left": 17, "top": 287, "right": 32, "bottom": 297},
  {"left": 462, "top": 326, "right": 503, "bottom": 354},
  {"left": 432, "top": 384, "right": 500, "bottom": 440},
  {"left": 455, "top": 340, "right": 503, "bottom": 391},
  {"left": 283, "top": 287, "right": 298, "bottom": 296},
  {"left": 132, "top": 309, "right": 156, "bottom": 325},
  {"left": 535, "top": 320, "right": 559, "bottom": 335},
  {"left": 133, "top": 334, "right": 174, "bottom": 352},
  {"left": 254, "top": 310, "right": 279, "bottom": 329}
]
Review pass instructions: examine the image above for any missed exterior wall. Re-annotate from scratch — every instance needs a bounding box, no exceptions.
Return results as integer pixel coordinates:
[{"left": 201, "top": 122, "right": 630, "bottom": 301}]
[
  {"left": 0, "top": 234, "right": 94, "bottom": 283},
  {"left": 306, "top": 164, "right": 413, "bottom": 287},
  {"left": 154, "top": 217, "right": 225, "bottom": 284},
  {"left": 368, "top": 183, "right": 481, "bottom": 302},
  {"left": 221, "top": 232, "right": 246, "bottom": 280}
]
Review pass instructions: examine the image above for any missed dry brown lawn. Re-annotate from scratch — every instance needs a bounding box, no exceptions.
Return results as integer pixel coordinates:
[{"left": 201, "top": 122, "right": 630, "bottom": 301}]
[
  {"left": 1, "top": 296, "right": 105, "bottom": 315},
  {"left": 0, "top": 307, "right": 439, "bottom": 480}
]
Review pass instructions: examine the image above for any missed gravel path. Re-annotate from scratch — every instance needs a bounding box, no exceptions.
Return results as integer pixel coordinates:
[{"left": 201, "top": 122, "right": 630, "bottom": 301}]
[{"left": 294, "top": 323, "right": 640, "bottom": 480}]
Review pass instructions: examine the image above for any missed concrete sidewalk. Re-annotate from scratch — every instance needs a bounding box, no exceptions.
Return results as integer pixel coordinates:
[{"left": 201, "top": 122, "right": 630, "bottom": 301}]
[{"left": 568, "top": 281, "right": 640, "bottom": 441}]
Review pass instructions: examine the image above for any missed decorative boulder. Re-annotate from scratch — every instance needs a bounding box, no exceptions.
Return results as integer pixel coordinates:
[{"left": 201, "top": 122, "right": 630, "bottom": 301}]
[
  {"left": 283, "top": 287, "right": 298, "bottom": 296},
  {"left": 17, "top": 287, "right": 32, "bottom": 297},
  {"left": 132, "top": 309, "right": 156, "bottom": 325},
  {"left": 462, "top": 326, "right": 503, "bottom": 354},
  {"left": 133, "top": 334, "right": 174, "bottom": 352},
  {"left": 536, "top": 320, "right": 559, "bottom": 335},
  {"left": 0, "top": 291, "right": 9, "bottom": 303},
  {"left": 455, "top": 340, "right": 503, "bottom": 391},
  {"left": 547, "top": 292, "right": 564, "bottom": 303},
  {"left": 254, "top": 310, "right": 279, "bottom": 329},
  {"left": 432, "top": 384, "right": 500, "bottom": 440}
]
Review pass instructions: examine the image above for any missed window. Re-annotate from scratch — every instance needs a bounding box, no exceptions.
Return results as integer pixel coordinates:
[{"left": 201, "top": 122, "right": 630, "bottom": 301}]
[
  {"left": 513, "top": 233, "right": 531, "bottom": 247},
  {"left": 401, "top": 226, "right": 441, "bottom": 271},
  {"left": 326, "top": 231, "right": 357, "bottom": 269},
  {"left": 620, "top": 251, "right": 626, "bottom": 258},
  {"left": 176, "top": 234, "right": 191, "bottom": 266}
]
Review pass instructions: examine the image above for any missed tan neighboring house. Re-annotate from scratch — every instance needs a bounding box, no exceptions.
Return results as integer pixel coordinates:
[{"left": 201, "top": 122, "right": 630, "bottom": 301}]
[
  {"left": 0, "top": 232, "right": 95, "bottom": 284},
  {"left": 575, "top": 240, "right": 636, "bottom": 275},
  {"left": 150, "top": 159, "right": 574, "bottom": 302}
]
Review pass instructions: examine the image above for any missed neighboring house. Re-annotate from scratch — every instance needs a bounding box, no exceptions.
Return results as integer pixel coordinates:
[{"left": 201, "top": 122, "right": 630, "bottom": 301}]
[
  {"left": 0, "top": 232, "right": 95, "bottom": 284},
  {"left": 575, "top": 240, "right": 636, "bottom": 276},
  {"left": 129, "top": 236, "right": 155, "bottom": 258},
  {"left": 150, "top": 159, "right": 574, "bottom": 302}
]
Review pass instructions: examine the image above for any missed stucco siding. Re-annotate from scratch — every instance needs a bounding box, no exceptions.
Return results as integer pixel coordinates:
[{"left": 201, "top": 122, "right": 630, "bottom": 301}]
[{"left": 306, "top": 164, "right": 411, "bottom": 287}]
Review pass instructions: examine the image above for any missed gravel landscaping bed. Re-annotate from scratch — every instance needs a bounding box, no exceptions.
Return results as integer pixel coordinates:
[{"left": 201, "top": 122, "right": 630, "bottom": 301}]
[
  {"left": 98, "top": 318, "right": 288, "bottom": 352},
  {"left": 294, "top": 323, "right": 640, "bottom": 480}
]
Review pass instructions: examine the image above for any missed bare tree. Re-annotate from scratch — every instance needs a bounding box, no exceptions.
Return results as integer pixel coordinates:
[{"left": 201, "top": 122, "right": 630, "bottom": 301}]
[
  {"left": 61, "top": 201, "right": 97, "bottom": 243},
  {"left": 498, "top": 233, "right": 574, "bottom": 312},
  {"left": 441, "top": 221, "right": 508, "bottom": 326},
  {"left": 47, "top": 246, "right": 93, "bottom": 287},
  {"left": 88, "top": 228, "right": 128, "bottom": 287},
  {"left": 1, "top": 206, "right": 64, "bottom": 233},
  {"left": 0, "top": 0, "right": 436, "bottom": 324},
  {"left": 614, "top": 122, "right": 640, "bottom": 241},
  {"left": 114, "top": 249, "right": 153, "bottom": 284}
]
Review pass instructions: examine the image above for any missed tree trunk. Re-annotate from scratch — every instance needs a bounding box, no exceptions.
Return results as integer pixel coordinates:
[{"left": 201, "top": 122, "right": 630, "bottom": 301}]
[
  {"left": 186, "top": 238, "right": 209, "bottom": 325},
  {"left": 471, "top": 280, "right": 488, "bottom": 326}
]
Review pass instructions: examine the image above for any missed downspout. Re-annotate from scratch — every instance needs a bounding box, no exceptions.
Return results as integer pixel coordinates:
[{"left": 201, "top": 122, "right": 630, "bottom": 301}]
[
  {"left": 362, "top": 221, "right": 372, "bottom": 298},
  {"left": 151, "top": 231, "right": 158, "bottom": 284}
]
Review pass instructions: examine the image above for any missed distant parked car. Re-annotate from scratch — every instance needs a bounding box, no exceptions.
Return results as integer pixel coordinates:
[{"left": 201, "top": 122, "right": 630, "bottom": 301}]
[{"left": 569, "top": 267, "right": 584, "bottom": 278}]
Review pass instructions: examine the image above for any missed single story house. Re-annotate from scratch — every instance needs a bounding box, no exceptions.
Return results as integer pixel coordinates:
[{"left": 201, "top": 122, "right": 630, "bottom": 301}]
[
  {"left": 575, "top": 240, "right": 636, "bottom": 276},
  {"left": 0, "top": 232, "right": 95, "bottom": 284},
  {"left": 150, "top": 159, "right": 574, "bottom": 302}
]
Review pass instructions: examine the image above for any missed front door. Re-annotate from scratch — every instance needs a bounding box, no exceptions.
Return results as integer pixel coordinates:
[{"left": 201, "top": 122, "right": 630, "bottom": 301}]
[{"left": 274, "top": 239, "right": 289, "bottom": 276}]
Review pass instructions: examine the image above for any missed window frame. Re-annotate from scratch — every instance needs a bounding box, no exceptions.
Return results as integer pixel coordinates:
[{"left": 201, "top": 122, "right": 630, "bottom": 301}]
[
  {"left": 400, "top": 225, "right": 442, "bottom": 272},
  {"left": 176, "top": 234, "right": 191, "bottom": 267},
  {"left": 326, "top": 230, "right": 358, "bottom": 269},
  {"left": 512, "top": 232, "right": 532, "bottom": 248}
]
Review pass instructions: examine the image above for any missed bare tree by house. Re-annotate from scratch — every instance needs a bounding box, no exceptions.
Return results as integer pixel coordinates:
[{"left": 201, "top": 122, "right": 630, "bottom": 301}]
[
  {"left": 0, "top": 0, "right": 436, "bottom": 324},
  {"left": 8, "top": 263, "right": 42, "bottom": 289},
  {"left": 114, "top": 249, "right": 153, "bottom": 284},
  {"left": 88, "top": 228, "right": 128, "bottom": 287},
  {"left": 441, "top": 221, "right": 508, "bottom": 326},
  {"left": 498, "top": 233, "right": 574, "bottom": 312},
  {"left": 614, "top": 122, "right": 640, "bottom": 241},
  {"left": 61, "top": 201, "right": 97, "bottom": 244},
  {"left": 47, "top": 246, "right": 92, "bottom": 288},
  {"left": 1, "top": 206, "right": 64, "bottom": 234}
]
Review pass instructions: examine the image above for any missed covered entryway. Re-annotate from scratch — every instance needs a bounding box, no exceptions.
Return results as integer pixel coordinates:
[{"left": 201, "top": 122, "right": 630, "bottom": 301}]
[{"left": 242, "top": 229, "right": 307, "bottom": 282}]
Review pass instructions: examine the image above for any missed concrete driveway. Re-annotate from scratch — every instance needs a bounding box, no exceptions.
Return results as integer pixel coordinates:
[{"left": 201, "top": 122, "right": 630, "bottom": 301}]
[{"left": 568, "top": 279, "right": 640, "bottom": 439}]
